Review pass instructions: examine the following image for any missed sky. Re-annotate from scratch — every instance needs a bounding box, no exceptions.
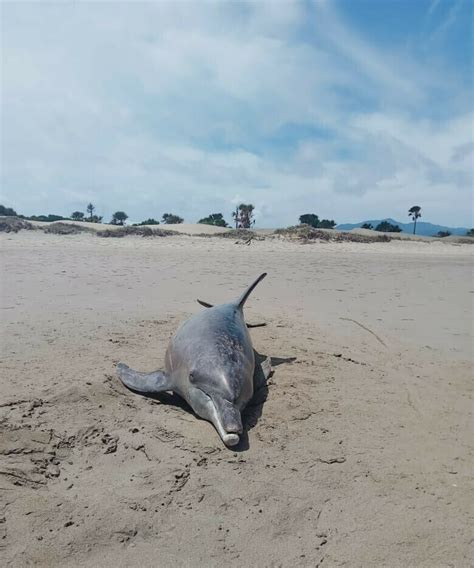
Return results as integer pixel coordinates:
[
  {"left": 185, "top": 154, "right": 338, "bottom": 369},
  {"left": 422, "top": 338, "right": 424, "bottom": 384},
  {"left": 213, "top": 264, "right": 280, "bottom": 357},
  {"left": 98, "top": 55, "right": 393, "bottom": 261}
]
[{"left": 1, "top": 0, "right": 473, "bottom": 227}]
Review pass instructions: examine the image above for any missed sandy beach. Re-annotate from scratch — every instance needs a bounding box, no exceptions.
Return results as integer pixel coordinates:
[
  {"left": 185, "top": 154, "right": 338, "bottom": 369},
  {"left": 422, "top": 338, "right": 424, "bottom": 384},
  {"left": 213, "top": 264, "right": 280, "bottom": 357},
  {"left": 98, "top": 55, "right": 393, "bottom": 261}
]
[{"left": 1, "top": 229, "right": 472, "bottom": 567}]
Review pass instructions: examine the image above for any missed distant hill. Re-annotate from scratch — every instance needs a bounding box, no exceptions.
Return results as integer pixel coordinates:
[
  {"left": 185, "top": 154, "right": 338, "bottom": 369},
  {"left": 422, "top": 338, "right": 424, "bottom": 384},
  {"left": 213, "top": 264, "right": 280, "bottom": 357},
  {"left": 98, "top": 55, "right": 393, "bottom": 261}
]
[{"left": 336, "top": 218, "right": 470, "bottom": 237}]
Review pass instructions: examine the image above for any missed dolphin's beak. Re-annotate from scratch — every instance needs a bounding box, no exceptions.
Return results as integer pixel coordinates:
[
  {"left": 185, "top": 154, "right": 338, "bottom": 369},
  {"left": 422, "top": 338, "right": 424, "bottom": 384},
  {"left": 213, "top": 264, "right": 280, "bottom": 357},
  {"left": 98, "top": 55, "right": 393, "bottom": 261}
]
[
  {"left": 212, "top": 411, "right": 241, "bottom": 446},
  {"left": 209, "top": 396, "right": 243, "bottom": 447},
  {"left": 222, "top": 432, "right": 240, "bottom": 446},
  {"left": 193, "top": 387, "right": 243, "bottom": 447}
]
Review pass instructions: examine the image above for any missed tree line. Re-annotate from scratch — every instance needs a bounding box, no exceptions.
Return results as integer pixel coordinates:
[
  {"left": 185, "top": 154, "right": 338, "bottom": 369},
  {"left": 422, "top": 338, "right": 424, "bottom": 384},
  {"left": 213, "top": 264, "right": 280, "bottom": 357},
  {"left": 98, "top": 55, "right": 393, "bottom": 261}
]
[
  {"left": 1, "top": 202, "right": 473, "bottom": 237},
  {"left": 69, "top": 204, "right": 185, "bottom": 226}
]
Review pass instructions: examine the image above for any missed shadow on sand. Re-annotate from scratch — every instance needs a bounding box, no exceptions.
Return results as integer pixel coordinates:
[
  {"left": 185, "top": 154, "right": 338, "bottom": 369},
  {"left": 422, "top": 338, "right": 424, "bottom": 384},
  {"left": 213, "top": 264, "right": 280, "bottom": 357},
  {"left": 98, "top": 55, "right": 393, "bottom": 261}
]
[{"left": 233, "top": 351, "right": 296, "bottom": 451}]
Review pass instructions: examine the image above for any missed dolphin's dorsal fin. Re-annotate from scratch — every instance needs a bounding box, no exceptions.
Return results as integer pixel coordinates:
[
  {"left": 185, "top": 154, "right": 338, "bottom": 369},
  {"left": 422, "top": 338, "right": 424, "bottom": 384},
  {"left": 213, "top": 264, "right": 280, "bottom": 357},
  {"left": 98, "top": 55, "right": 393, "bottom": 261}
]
[{"left": 236, "top": 273, "right": 267, "bottom": 309}]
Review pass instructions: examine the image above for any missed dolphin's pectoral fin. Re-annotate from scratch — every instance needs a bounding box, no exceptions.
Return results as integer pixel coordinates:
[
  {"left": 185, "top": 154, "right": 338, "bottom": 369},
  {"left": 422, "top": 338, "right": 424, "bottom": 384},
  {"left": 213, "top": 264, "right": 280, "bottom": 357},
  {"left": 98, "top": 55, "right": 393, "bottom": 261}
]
[
  {"left": 249, "top": 356, "right": 272, "bottom": 408},
  {"left": 253, "top": 356, "right": 272, "bottom": 391},
  {"left": 117, "top": 362, "right": 172, "bottom": 394},
  {"left": 197, "top": 299, "right": 213, "bottom": 308}
]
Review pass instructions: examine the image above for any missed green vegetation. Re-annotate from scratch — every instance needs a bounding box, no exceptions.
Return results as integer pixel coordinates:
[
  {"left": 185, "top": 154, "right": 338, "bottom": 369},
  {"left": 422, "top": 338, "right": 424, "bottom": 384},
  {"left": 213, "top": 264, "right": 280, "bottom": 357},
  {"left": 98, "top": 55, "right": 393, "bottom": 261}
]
[
  {"left": 198, "top": 213, "right": 228, "bottom": 227},
  {"left": 44, "top": 223, "right": 92, "bottom": 235},
  {"left": 162, "top": 213, "right": 184, "bottom": 224},
  {"left": 299, "top": 214, "right": 319, "bottom": 227},
  {"left": 361, "top": 223, "right": 373, "bottom": 230},
  {"left": 318, "top": 219, "right": 336, "bottom": 229},
  {"left": 276, "top": 225, "right": 391, "bottom": 243},
  {"left": 408, "top": 205, "right": 422, "bottom": 234},
  {"left": 29, "top": 214, "right": 68, "bottom": 222},
  {"left": 97, "top": 226, "right": 174, "bottom": 238},
  {"left": 72, "top": 207, "right": 100, "bottom": 223},
  {"left": 0, "top": 217, "right": 35, "bottom": 232},
  {"left": 110, "top": 211, "right": 128, "bottom": 225},
  {"left": 375, "top": 221, "right": 402, "bottom": 232},
  {"left": 299, "top": 213, "right": 336, "bottom": 229},
  {"left": 436, "top": 230, "right": 451, "bottom": 238},
  {"left": 86, "top": 203, "right": 95, "bottom": 220},
  {"left": 85, "top": 203, "right": 102, "bottom": 223},
  {"left": 133, "top": 218, "right": 160, "bottom": 226},
  {"left": 466, "top": 229, "right": 474, "bottom": 237},
  {"left": 232, "top": 204, "right": 255, "bottom": 229},
  {"left": 0, "top": 205, "right": 18, "bottom": 216}
]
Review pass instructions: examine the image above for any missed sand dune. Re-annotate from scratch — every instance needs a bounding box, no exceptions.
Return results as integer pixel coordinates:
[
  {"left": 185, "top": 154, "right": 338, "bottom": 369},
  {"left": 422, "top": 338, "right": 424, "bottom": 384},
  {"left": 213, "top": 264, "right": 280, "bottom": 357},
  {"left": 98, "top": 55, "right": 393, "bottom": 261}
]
[
  {"left": 23, "top": 218, "right": 473, "bottom": 243},
  {"left": 27, "top": 219, "right": 232, "bottom": 235},
  {"left": 1, "top": 231, "right": 472, "bottom": 567}
]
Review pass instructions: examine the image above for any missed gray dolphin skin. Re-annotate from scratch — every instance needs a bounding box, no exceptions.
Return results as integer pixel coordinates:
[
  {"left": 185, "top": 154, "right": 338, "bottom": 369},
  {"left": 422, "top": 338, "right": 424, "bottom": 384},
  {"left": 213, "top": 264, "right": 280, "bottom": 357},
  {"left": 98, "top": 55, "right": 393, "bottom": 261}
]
[{"left": 117, "top": 273, "right": 270, "bottom": 447}]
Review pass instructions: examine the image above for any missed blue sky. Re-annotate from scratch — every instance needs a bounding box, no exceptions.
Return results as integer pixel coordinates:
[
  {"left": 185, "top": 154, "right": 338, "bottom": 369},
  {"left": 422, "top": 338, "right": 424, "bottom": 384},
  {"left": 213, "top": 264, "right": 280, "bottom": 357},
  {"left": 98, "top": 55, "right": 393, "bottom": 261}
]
[{"left": 1, "top": 0, "right": 472, "bottom": 227}]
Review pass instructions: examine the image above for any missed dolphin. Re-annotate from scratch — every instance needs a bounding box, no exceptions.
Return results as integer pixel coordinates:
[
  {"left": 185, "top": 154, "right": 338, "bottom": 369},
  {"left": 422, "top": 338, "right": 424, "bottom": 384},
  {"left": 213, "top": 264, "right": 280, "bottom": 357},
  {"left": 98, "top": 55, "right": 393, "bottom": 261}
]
[{"left": 117, "top": 273, "right": 271, "bottom": 446}]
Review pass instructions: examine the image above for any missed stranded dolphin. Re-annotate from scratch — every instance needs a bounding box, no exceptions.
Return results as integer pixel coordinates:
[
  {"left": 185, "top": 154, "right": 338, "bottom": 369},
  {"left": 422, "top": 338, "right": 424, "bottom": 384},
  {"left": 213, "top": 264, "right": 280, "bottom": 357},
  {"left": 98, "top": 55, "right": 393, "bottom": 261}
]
[{"left": 117, "top": 273, "right": 271, "bottom": 446}]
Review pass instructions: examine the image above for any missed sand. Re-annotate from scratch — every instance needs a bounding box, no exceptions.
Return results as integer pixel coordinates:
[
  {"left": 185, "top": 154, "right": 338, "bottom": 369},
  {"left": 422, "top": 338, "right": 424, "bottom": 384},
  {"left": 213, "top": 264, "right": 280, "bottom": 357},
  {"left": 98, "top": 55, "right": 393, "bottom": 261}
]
[{"left": 1, "top": 230, "right": 472, "bottom": 567}]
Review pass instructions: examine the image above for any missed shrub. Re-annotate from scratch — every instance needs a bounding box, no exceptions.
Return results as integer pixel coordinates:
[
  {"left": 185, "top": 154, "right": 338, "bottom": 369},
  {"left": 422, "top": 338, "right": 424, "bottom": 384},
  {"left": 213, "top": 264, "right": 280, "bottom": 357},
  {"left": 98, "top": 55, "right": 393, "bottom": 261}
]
[
  {"left": 110, "top": 211, "right": 128, "bottom": 225},
  {"left": 43, "top": 223, "right": 93, "bottom": 235},
  {"left": 29, "top": 214, "right": 68, "bottom": 222},
  {"left": 374, "top": 221, "right": 402, "bottom": 232},
  {"left": 134, "top": 218, "right": 160, "bottom": 226},
  {"left": 198, "top": 213, "right": 228, "bottom": 227},
  {"left": 96, "top": 226, "right": 174, "bottom": 238},
  {"left": 162, "top": 213, "right": 184, "bottom": 224},
  {"left": 299, "top": 214, "right": 319, "bottom": 228},
  {"left": 318, "top": 219, "right": 336, "bottom": 229},
  {"left": 0, "top": 205, "right": 18, "bottom": 216},
  {"left": 0, "top": 217, "right": 35, "bottom": 232}
]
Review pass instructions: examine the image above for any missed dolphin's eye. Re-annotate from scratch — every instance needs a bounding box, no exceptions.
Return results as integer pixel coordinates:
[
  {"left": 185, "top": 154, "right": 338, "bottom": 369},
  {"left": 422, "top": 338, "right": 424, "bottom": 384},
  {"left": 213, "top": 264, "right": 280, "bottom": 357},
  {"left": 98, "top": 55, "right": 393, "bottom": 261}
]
[{"left": 189, "top": 371, "right": 207, "bottom": 386}]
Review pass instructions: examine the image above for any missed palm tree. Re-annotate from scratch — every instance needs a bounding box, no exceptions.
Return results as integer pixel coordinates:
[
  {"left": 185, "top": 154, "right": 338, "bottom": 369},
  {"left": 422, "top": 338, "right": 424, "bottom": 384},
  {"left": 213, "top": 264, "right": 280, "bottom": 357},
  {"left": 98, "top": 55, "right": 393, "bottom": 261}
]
[
  {"left": 86, "top": 203, "right": 95, "bottom": 221},
  {"left": 408, "top": 206, "right": 422, "bottom": 234},
  {"left": 232, "top": 206, "right": 239, "bottom": 229},
  {"left": 232, "top": 204, "right": 255, "bottom": 229}
]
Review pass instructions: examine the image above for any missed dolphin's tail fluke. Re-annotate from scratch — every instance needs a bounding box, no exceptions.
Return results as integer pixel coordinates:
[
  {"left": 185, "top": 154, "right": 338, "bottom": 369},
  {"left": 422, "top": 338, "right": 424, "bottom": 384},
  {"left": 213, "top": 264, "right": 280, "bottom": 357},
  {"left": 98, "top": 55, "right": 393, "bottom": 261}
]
[{"left": 236, "top": 272, "right": 267, "bottom": 309}]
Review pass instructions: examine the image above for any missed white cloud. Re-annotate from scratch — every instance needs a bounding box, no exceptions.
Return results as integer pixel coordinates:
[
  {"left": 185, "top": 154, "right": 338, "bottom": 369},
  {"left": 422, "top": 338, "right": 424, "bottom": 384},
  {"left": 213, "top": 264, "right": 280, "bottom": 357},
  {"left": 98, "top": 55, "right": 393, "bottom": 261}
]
[{"left": 0, "top": 1, "right": 472, "bottom": 227}]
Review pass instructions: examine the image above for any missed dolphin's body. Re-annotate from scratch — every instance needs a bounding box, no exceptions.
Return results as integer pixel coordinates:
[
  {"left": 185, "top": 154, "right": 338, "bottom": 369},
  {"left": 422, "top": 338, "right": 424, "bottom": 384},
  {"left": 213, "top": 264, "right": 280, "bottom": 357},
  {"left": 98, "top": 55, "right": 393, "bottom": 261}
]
[{"left": 117, "top": 273, "right": 270, "bottom": 446}]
